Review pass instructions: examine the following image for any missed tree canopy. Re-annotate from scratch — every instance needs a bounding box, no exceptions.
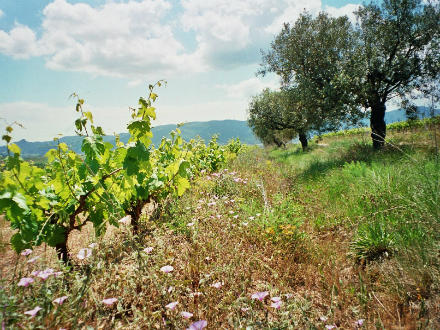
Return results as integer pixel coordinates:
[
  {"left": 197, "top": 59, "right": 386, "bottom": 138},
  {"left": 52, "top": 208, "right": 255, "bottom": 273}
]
[
  {"left": 351, "top": 0, "right": 440, "bottom": 147},
  {"left": 254, "top": 0, "right": 440, "bottom": 149}
]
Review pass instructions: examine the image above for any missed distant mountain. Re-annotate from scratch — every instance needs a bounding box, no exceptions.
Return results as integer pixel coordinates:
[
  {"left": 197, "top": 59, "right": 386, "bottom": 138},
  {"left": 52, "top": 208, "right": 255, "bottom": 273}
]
[
  {"left": 1, "top": 107, "right": 438, "bottom": 157},
  {"left": 0, "top": 119, "right": 259, "bottom": 157},
  {"left": 364, "top": 106, "right": 440, "bottom": 126}
]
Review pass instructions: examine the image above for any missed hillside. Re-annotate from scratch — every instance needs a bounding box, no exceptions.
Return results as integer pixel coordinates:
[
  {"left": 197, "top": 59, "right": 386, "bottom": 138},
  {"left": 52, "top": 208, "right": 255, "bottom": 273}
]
[
  {"left": 1, "top": 120, "right": 439, "bottom": 329},
  {"left": 0, "top": 120, "right": 259, "bottom": 157},
  {"left": 1, "top": 107, "right": 438, "bottom": 157}
]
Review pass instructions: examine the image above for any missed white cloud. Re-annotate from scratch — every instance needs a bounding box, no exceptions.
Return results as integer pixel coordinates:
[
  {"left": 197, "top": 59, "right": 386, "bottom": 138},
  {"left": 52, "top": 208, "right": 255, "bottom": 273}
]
[
  {"left": 0, "top": 24, "right": 42, "bottom": 59},
  {"left": 0, "top": 98, "right": 250, "bottom": 142},
  {"left": 0, "top": 0, "right": 202, "bottom": 80},
  {"left": 217, "top": 77, "right": 279, "bottom": 99},
  {"left": 325, "top": 4, "right": 361, "bottom": 23},
  {"left": 158, "top": 99, "right": 249, "bottom": 125},
  {"left": 264, "top": 0, "right": 322, "bottom": 34},
  {"left": 0, "top": 0, "right": 362, "bottom": 78},
  {"left": 181, "top": 0, "right": 323, "bottom": 69},
  {"left": 0, "top": 9, "right": 4, "bottom": 18},
  {"left": 0, "top": 102, "right": 75, "bottom": 141},
  {"left": 0, "top": 101, "right": 130, "bottom": 141}
]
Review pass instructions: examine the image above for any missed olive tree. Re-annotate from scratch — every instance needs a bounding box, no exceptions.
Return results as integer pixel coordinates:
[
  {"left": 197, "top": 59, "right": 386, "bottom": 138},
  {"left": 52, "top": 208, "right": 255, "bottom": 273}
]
[
  {"left": 259, "top": 12, "right": 363, "bottom": 142},
  {"left": 352, "top": 0, "right": 440, "bottom": 148},
  {"left": 248, "top": 88, "right": 310, "bottom": 150}
]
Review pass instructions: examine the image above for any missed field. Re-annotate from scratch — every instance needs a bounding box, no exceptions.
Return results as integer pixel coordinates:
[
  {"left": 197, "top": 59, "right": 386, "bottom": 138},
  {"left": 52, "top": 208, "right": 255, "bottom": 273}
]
[{"left": 1, "top": 122, "right": 440, "bottom": 329}]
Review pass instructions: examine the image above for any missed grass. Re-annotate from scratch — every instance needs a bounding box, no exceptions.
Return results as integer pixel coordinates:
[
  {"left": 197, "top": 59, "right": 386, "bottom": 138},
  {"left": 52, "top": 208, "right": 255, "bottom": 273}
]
[{"left": 1, "top": 124, "right": 440, "bottom": 328}]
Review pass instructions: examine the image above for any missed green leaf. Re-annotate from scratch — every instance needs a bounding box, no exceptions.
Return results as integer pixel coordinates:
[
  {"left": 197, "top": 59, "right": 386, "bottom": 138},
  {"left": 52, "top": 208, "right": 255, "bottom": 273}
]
[
  {"left": 90, "top": 208, "right": 105, "bottom": 236},
  {"left": 84, "top": 111, "right": 93, "bottom": 123},
  {"left": 123, "top": 142, "right": 150, "bottom": 176},
  {"left": 75, "top": 118, "right": 83, "bottom": 131},
  {"left": 0, "top": 192, "right": 12, "bottom": 212},
  {"left": 2, "top": 135, "right": 11, "bottom": 143},
  {"left": 178, "top": 160, "right": 190, "bottom": 177},
  {"left": 139, "top": 103, "right": 156, "bottom": 120},
  {"left": 82, "top": 136, "right": 105, "bottom": 160},
  {"left": 127, "top": 120, "right": 150, "bottom": 142},
  {"left": 58, "top": 142, "right": 68, "bottom": 152},
  {"left": 176, "top": 177, "right": 190, "bottom": 196},
  {"left": 45, "top": 149, "right": 57, "bottom": 163},
  {"left": 11, "top": 233, "right": 31, "bottom": 253},
  {"left": 5, "top": 154, "right": 20, "bottom": 171},
  {"left": 12, "top": 193, "right": 29, "bottom": 213},
  {"left": 8, "top": 143, "right": 21, "bottom": 155},
  {"left": 91, "top": 125, "right": 105, "bottom": 136}
]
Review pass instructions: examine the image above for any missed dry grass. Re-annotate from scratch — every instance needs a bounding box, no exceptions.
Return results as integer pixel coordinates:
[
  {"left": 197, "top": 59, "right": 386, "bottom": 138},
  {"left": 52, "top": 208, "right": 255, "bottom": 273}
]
[{"left": 1, "top": 130, "right": 440, "bottom": 329}]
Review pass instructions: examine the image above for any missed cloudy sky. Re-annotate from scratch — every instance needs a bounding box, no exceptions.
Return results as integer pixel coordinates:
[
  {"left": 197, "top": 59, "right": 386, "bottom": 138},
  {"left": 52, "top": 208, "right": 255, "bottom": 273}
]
[{"left": 1, "top": 0, "right": 362, "bottom": 141}]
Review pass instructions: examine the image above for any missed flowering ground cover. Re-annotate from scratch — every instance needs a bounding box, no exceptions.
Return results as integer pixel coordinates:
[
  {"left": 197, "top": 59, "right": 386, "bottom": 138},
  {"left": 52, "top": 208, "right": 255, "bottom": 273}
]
[{"left": 1, "top": 125, "right": 439, "bottom": 328}]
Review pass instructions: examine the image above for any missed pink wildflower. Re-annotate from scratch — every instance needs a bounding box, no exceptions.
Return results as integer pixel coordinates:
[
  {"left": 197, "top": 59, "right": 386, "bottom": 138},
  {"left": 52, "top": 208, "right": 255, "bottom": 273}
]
[
  {"left": 21, "top": 249, "right": 32, "bottom": 256},
  {"left": 38, "top": 268, "right": 55, "bottom": 280},
  {"left": 187, "top": 320, "right": 207, "bottom": 330},
  {"left": 187, "top": 222, "right": 194, "bottom": 227},
  {"left": 53, "top": 296, "right": 68, "bottom": 305},
  {"left": 320, "top": 316, "right": 328, "bottom": 322},
  {"left": 233, "top": 215, "right": 239, "bottom": 219},
  {"left": 160, "top": 265, "right": 174, "bottom": 273},
  {"left": 102, "top": 298, "right": 118, "bottom": 306},
  {"left": 271, "top": 297, "right": 282, "bottom": 303},
  {"left": 355, "top": 319, "right": 365, "bottom": 327},
  {"left": 77, "top": 248, "right": 92, "bottom": 260},
  {"left": 165, "top": 301, "right": 179, "bottom": 310},
  {"left": 211, "top": 282, "right": 223, "bottom": 289},
  {"left": 181, "top": 311, "right": 193, "bottom": 319},
  {"left": 18, "top": 277, "right": 34, "bottom": 287},
  {"left": 251, "top": 291, "right": 269, "bottom": 301},
  {"left": 143, "top": 247, "right": 154, "bottom": 254},
  {"left": 241, "top": 307, "right": 250, "bottom": 312},
  {"left": 24, "top": 306, "right": 42, "bottom": 317},
  {"left": 88, "top": 243, "right": 97, "bottom": 249},
  {"left": 31, "top": 270, "right": 41, "bottom": 277},
  {"left": 118, "top": 215, "right": 130, "bottom": 224},
  {"left": 271, "top": 301, "right": 282, "bottom": 309},
  {"left": 325, "top": 325, "right": 337, "bottom": 329}
]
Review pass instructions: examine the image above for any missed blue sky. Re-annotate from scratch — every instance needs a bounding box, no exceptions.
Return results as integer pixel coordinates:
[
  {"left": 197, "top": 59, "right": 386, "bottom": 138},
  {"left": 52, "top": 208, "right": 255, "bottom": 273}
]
[{"left": 1, "top": 0, "right": 363, "bottom": 141}]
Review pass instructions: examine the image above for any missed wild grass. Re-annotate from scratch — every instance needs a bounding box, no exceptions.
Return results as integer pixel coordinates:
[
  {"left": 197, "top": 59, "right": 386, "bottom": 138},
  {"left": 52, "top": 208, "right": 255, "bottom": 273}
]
[{"left": 1, "top": 124, "right": 439, "bottom": 329}]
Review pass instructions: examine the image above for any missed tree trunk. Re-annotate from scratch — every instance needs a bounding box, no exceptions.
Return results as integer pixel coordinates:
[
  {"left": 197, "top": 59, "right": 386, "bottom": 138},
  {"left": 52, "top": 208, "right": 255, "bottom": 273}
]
[
  {"left": 55, "top": 232, "right": 70, "bottom": 265},
  {"left": 370, "top": 101, "right": 386, "bottom": 149},
  {"left": 274, "top": 138, "right": 283, "bottom": 148},
  {"left": 128, "top": 202, "right": 143, "bottom": 235},
  {"left": 298, "top": 132, "right": 308, "bottom": 151}
]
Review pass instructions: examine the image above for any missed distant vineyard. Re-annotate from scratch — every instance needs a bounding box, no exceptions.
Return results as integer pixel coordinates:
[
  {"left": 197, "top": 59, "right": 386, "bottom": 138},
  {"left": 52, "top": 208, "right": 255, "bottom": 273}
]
[{"left": 319, "top": 116, "right": 440, "bottom": 139}]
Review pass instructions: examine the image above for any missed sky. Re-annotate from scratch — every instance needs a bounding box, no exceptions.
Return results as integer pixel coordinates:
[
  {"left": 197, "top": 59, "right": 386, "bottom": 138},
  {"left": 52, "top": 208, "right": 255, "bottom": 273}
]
[{"left": 0, "top": 0, "right": 364, "bottom": 142}]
